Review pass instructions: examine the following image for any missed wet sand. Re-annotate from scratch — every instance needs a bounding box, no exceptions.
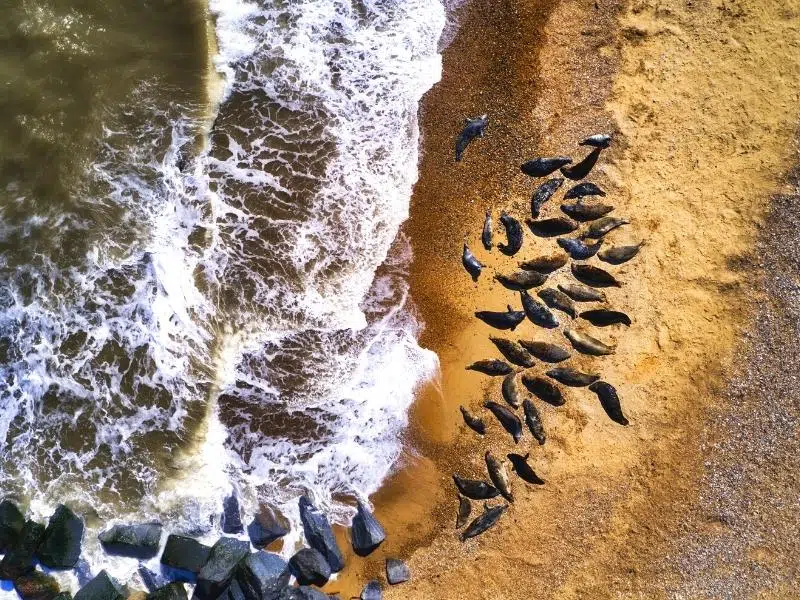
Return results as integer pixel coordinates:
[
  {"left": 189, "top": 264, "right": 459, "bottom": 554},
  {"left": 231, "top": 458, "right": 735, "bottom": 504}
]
[{"left": 329, "top": 0, "right": 800, "bottom": 597}]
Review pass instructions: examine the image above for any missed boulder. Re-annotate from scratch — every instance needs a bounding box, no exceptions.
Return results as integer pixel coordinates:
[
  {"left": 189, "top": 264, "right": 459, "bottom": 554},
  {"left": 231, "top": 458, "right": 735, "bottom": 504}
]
[
  {"left": 98, "top": 523, "right": 162, "bottom": 559},
  {"left": 0, "top": 520, "right": 46, "bottom": 579},
  {"left": 385, "top": 559, "right": 410, "bottom": 585},
  {"left": 221, "top": 494, "right": 243, "bottom": 535},
  {"left": 349, "top": 502, "right": 385, "bottom": 557},
  {"left": 359, "top": 581, "right": 382, "bottom": 600},
  {"left": 0, "top": 499, "right": 25, "bottom": 552},
  {"left": 73, "top": 571, "right": 125, "bottom": 600},
  {"left": 236, "top": 551, "right": 290, "bottom": 600},
  {"left": 53, "top": 594, "right": 73, "bottom": 600},
  {"left": 137, "top": 566, "right": 167, "bottom": 593},
  {"left": 193, "top": 537, "right": 250, "bottom": 600},
  {"left": 298, "top": 497, "right": 344, "bottom": 573},
  {"left": 216, "top": 579, "right": 246, "bottom": 600},
  {"left": 288, "top": 549, "right": 330, "bottom": 587},
  {"left": 247, "top": 506, "right": 289, "bottom": 548},
  {"left": 13, "top": 569, "right": 60, "bottom": 600},
  {"left": 146, "top": 582, "right": 187, "bottom": 600},
  {"left": 279, "top": 587, "right": 331, "bottom": 600},
  {"left": 160, "top": 535, "right": 212, "bottom": 574},
  {"left": 37, "top": 505, "right": 84, "bottom": 568}
]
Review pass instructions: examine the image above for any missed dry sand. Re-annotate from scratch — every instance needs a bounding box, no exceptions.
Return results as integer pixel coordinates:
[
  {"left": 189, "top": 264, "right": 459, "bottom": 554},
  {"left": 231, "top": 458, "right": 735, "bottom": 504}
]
[{"left": 328, "top": 0, "right": 800, "bottom": 598}]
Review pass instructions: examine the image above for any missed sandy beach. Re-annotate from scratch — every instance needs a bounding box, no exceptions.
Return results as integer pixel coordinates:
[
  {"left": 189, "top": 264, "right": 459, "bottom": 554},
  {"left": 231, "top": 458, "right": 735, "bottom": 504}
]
[{"left": 329, "top": 0, "right": 800, "bottom": 597}]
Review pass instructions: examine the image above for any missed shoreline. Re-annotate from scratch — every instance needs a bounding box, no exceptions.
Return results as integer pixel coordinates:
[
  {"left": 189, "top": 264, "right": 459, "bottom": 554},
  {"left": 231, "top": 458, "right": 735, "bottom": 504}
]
[{"left": 335, "top": 0, "right": 800, "bottom": 597}]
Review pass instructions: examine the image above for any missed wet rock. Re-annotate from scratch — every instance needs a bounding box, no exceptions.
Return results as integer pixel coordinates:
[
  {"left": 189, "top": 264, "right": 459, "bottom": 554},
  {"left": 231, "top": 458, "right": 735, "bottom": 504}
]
[
  {"left": 194, "top": 537, "right": 250, "bottom": 600},
  {"left": 360, "top": 581, "right": 382, "bottom": 600},
  {"left": 247, "top": 505, "right": 290, "bottom": 548},
  {"left": 236, "top": 551, "right": 290, "bottom": 600},
  {"left": 298, "top": 497, "right": 344, "bottom": 573},
  {"left": 385, "top": 559, "right": 410, "bottom": 585},
  {"left": 146, "top": 582, "right": 187, "bottom": 600},
  {"left": 73, "top": 571, "right": 125, "bottom": 600},
  {"left": 0, "top": 520, "right": 46, "bottom": 579},
  {"left": 138, "top": 566, "right": 167, "bottom": 593},
  {"left": 98, "top": 523, "right": 162, "bottom": 559},
  {"left": 160, "top": 534, "right": 212, "bottom": 575},
  {"left": 279, "top": 587, "right": 330, "bottom": 600},
  {"left": 216, "top": 580, "right": 245, "bottom": 600},
  {"left": 37, "top": 505, "right": 84, "bottom": 569},
  {"left": 288, "top": 548, "right": 331, "bottom": 587},
  {"left": 221, "top": 494, "right": 244, "bottom": 535},
  {"left": 0, "top": 499, "right": 25, "bottom": 552},
  {"left": 13, "top": 569, "right": 60, "bottom": 600},
  {"left": 349, "top": 502, "right": 385, "bottom": 557}
]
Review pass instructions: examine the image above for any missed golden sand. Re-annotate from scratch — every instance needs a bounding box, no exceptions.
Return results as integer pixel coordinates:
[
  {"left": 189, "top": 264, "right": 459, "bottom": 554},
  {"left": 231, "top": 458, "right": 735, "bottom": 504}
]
[{"left": 327, "top": 0, "right": 800, "bottom": 597}]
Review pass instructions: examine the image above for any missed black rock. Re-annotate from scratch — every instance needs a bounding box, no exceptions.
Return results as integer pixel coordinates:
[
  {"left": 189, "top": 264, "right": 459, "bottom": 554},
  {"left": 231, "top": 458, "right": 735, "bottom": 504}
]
[
  {"left": 138, "top": 566, "right": 167, "bottom": 593},
  {"left": 385, "top": 559, "right": 410, "bottom": 585},
  {"left": 160, "top": 534, "right": 212, "bottom": 575},
  {"left": 74, "top": 571, "right": 125, "bottom": 600},
  {"left": 360, "top": 581, "right": 382, "bottom": 600},
  {"left": 349, "top": 502, "right": 385, "bottom": 557},
  {"left": 288, "top": 548, "right": 331, "bottom": 587},
  {"left": 37, "top": 505, "right": 84, "bottom": 569},
  {"left": 236, "top": 551, "right": 290, "bottom": 600},
  {"left": 298, "top": 496, "right": 344, "bottom": 573},
  {"left": 0, "top": 499, "right": 25, "bottom": 552},
  {"left": 53, "top": 594, "right": 73, "bottom": 600},
  {"left": 194, "top": 537, "right": 250, "bottom": 600},
  {"left": 0, "top": 519, "right": 46, "bottom": 579},
  {"left": 279, "top": 587, "right": 330, "bottom": 600},
  {"left": 216, "top": 579, "right": 246, "bottom": 600},
  {"left": 221, "top": 494, "right": 244, "bottom": 535},
  {"left": 146, "top": 582, "right": 187, "bottom": 600},
  {"left": 98, "top": 523, "right": 162, "bottom": 559},
  {"left": 247, "top": 505, "right": 290, "bottom": 548},
  {"left": 13, "top": 569, "right": 60, "bottom": 600}
]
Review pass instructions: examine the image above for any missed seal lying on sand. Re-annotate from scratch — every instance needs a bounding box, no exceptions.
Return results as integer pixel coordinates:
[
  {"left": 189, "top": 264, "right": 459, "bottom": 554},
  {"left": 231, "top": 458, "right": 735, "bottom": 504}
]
[
  {"left": 546, "top": 367, "right": 599, "bottom": 387},
  {"left": 465, "top": 359, "right": 514, "bottom": 376},
  {"left": 526, "top": 217, "right": 579, "bottom": 237},
  {"left": 557, "top": 237, "right": 603, "bottom": 260},
  {"left": 507, "top": 453, "right": 545, "bottom": 485},
  {"left": 564, "top": 328, "right": 616, "bottom": 356},
  {"left": 484, "top": 401, "right": 523, "bottom": 443},
  {"left": 589, "top": 381, "right": 629, "bottom": 425},
  {"left": 461, "top": 504, "right": 507, "bottom": 541},
  {"left": 462, "top": 244, "right": 483, "bottom": 281},
  {"left": 460, "top": 406, "right": 486, "bottom": 435},
  {"left": 580, "top": 309, "right": 632, "bottom": 327},
  {"left": 521, "top": 290, "right": 559, "bottom": 329},
  {"left": 453, "top": 475, "right": 499, "bottom": 500},
  {"left": 475, "top": 306, "right": 526, "bottom": 330},
  {"left": 579, "top": 133, "right": 612, "bottom": 148},
  {"left": 501, "top": 372, "right": 523, "bottom": 408},
  {"left": 517, "top": 340, "right": 570, "bottom": 363},
  {"left": 485, "top": 451, "right": 513, "bottom": 502},
  {"left": 498, "top": 212, "right": 523, "bottom": 256},
  {"left": 530, "top": 178, "right": 564, "bottom": 218},
  {"left": 538, "top": 288, "right": 577, "bottom": 318},
  {"left": 561, "top": 147, "right": 601, "bottom": 180},
  {"left": 571, "top": 263, "right": 622, "bottom": 288},
  {"left": 518, "top": 253, "right": 568, "bottom": 273},
  {"left": 560, "top": 202, "right": 614, "bottom": 222},
  {"left": 520, "top": 156, "right": 572, "bottom": 178},
  {"left": 582, "top": 216, "right": 630, "bottom": 239},
  {"left": 490, "top": 337, "right": 535, "bottom": 368},
  {"left": 521, "top": 373, "right": 565, "bottom": 406},
  {"left": 522, "top": 399, "right": 546, "bottom": 445},
  {"left": 558, "top": 282, "right": 607, "bottom": 302},
  {"left": 494, "top": 270, "right": 548, "bottom": 291},
  {"left": 455, "top": 115, "right": 488, "bottom": 161},
  {"left": 482, "top": 211, "right": 493, "bottom": 250},
  {"left": 598, "top": 241, "right": 644, "bottom": 264},
  {"left": 564, "top": 182, "right": 606, "bottom": 199}
]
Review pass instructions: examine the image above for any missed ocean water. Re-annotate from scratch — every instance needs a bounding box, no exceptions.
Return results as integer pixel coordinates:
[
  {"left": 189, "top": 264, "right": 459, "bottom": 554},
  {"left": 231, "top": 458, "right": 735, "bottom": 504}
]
[{"left": 0, "top": 0, "right": 444, "bottom": 589}]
